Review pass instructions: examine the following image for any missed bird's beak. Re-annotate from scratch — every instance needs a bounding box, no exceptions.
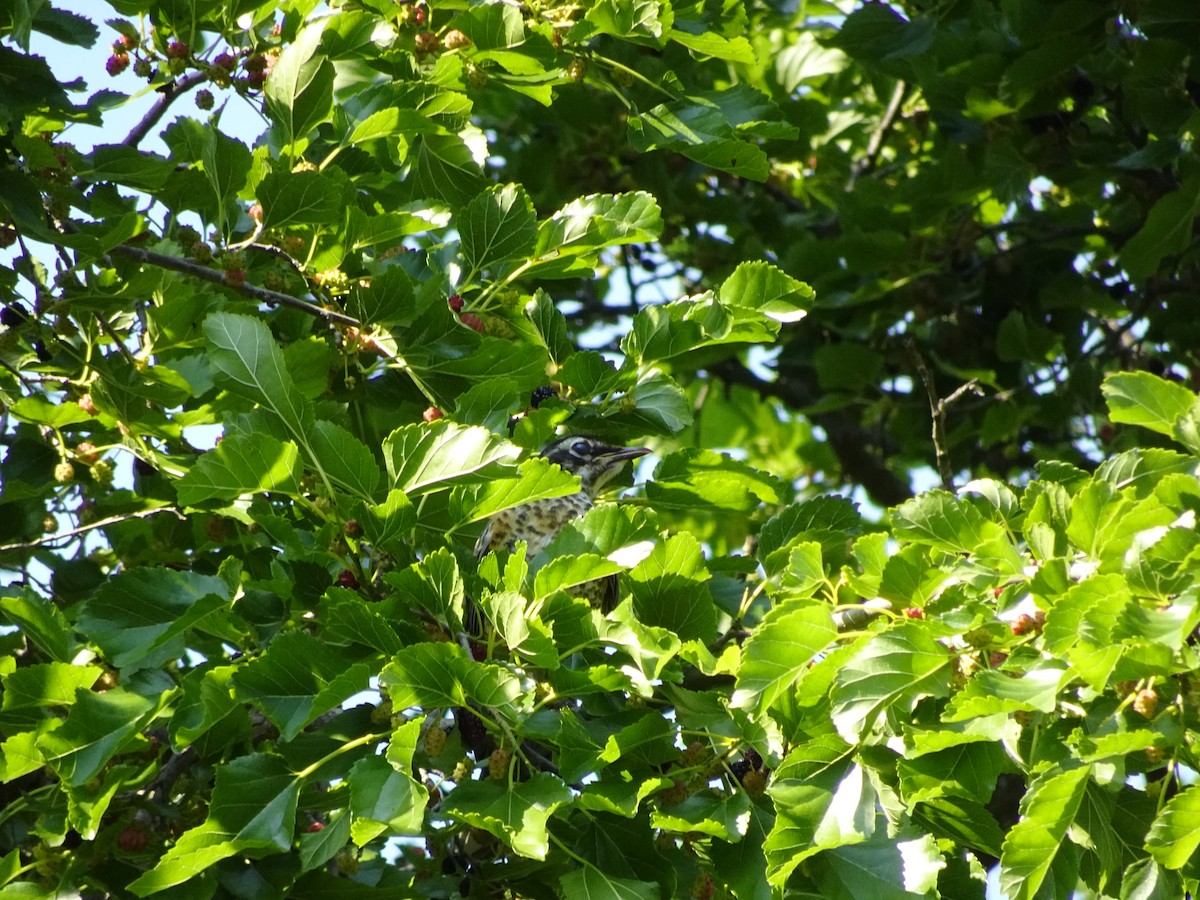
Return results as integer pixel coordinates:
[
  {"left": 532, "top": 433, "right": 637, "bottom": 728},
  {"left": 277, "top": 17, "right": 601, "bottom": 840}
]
[{"left": 603, "top": 446, "right": 652, "bottom": 462}]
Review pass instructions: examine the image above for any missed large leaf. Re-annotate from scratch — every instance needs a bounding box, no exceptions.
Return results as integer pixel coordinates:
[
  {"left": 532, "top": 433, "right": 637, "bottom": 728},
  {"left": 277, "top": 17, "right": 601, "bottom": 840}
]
[
  {"left": 731, "top": 599, "right": 836, "bottom": 713},
  {"left": 264, "top": 20, "right": 335, "bottom": 149},
  {"left": 440, "top": 773, "right": 573, "bottom": 860},
  {"left": 459, "top": 183, "right": 538, "bottom": 278},
  {"left": 383, "top": 421, "right": 517, "bottom": 494},
  {"left": 175, "top": 432, "right": 302, "bottom": 506},
  {"left": 999, "top": 766, "right": 1091, "bottom": 900}
]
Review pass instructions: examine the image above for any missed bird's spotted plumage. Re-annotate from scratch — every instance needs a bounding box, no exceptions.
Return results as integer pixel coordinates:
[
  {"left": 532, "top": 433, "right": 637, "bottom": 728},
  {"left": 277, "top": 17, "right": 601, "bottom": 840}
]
[{"left": 471, "top": 436, "right": 650, "bottom": 622}]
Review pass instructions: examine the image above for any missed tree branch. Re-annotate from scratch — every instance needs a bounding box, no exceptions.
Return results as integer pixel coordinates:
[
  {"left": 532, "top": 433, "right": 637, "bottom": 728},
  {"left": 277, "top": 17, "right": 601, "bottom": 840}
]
[
  {"left": 109, "top": 243, "right": 362, "bottom": 328},
  {"left": 849, "top": 80, "right": 910, "bottom": 188},
  {"left": 121, "top": 71, "right": 211, "bottom": 149},
  {"left": 909, "top": 341, "right": 982, "bottom": 491},
  {"left": 0, "top": 506, "right": 185, "bottom": 554}
]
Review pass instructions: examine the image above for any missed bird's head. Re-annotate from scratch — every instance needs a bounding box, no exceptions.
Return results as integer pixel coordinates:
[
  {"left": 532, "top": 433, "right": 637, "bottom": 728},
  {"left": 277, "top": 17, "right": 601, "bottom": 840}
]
[{"left": 539, "top": 435, "right": 651, "bottom": 496}]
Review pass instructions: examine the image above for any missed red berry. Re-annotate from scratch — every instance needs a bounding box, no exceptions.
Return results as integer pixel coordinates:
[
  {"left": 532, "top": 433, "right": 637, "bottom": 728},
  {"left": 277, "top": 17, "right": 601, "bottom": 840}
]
[
  {"left": 106, "top": 54, "right": 130, "bottom": 76},
  {"left": 0, "top": 226, "right": 16, "bottom": 248},
  {"left": 306, "top": 822, "right": 325, "bottom": 833},
  {"left": 115, "top": 33, "right": 139, "bottom": 51},
  {"left": 75, "top": 442, "right": 101, "bottom": 465},
  {"left": 248, "top": 202, "right": 263, "bottom": 222},
  {"left": 77, "top": 393, "right": 98, "bottom": 415},
  {"left": 1011, "top": 614, "right": 1035, "bottom": 636},
  {"left": 244, "top": 54, "right": 267, "bottom": 72},
  {"left": 344, "top": 519, "right": 362, "bottom": 538},
  {"left": 214, "top": 52, "right": 237, "bottom": 71},
  {"left": 448, "top": 294, "right": 464, "bottom": 312},
  {"left": 989, "top": 651, "right": 1008, "bottom": 667},
  {"left": 223, "top": 268, "right": 245, "bottom": 287},
  {"left": 336, "top": 570, "right": 360, "bottom": 590},
  {"left": 412, "top": 7, "right": 428, "bottom": 25},
  {"left": 415, "top": 31, "right": 440, "bottom": 53},
  {"left": 470, "top": 641, "right": 487, "bottom": 662},
  {"left": 903, "top": 607, "right": 924, "bottom": 619},
  {"left": 422, "top": 406, "right": 444, "bottom": 423},
  {"left": 245, "top": 69, "right": 267, "bottom": 89},
  {"left": 117, "top": 827, "right": 147, "bottom": 852},
  {"left": 166, "top": 40, "right": 189, "bottom": 59},
  {"left": 459, "top": 312, "right": 485, "bottom": 333}
]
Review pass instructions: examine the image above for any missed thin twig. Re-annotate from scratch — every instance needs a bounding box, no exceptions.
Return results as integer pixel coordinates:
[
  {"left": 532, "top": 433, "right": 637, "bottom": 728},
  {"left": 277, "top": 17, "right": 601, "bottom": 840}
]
[
  {"left": 849, "top": 80, "right": 909, "bottom": 188},
  {"left": 109, "top": 243, "right": 362, "bottom": 327},
  {"left": 909, "top": 340, "right": 981, "bottom": 490},
  {"left": 0, "top": 506, "right": 185, "bottom": 553},
  {"left": 121, "top": 71, "right": 211, "bottom": 149}
]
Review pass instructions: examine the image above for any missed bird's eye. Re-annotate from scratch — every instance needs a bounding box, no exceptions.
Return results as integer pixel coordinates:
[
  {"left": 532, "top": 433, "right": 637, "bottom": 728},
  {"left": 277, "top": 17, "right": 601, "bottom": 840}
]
[{"left": 571, "top": 440, "right": 590, "bottom": 455}]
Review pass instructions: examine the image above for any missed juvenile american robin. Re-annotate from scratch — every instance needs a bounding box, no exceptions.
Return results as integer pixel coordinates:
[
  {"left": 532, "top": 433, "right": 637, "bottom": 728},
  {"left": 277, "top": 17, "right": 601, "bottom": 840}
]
[{"left": 469, "top": 435, "right": 650, "bottom": 628}]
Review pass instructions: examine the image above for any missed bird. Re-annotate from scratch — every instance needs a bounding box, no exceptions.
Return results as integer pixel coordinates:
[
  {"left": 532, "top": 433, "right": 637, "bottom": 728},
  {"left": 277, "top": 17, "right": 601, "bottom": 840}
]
[{"left": 468, "top": 434, "right": 650, "bottom": 630}]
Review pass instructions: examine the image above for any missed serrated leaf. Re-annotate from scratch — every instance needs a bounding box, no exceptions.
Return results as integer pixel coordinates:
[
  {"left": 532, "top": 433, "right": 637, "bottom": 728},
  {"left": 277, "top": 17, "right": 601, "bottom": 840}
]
[
  {"left": 454, "top": 455, "right": 581, "bottom": 526},
  {"left": 380, "top": 642, "right": 521, "bottom": 712},
  {"left": 999, "top": 766, "right": 1090, "bottom": 900},
  {"left": 559, "top": 867, "right": 660, "bottom": 900},
  {"left": 1102, "top": 371, "right": 1197, "bottom": 439},
  {"left": 1145, "top": 784, "right": 1200, "bottom": 869},
  {"left": 629, "top": 533, "right": 716, "bottom": 642},
  {"left": 890, "top": 490, "right": 1005, "bottom": 553},
  {"left": 731, "top": 600, "right": 835, "bottom": 712},
  {"left": 460, "top": 183, "right": 537, "bottom": 278},
  {"left": 647, "top": 448, "right": 782, "bottom": 514},
  {"left": 719, "top": 260, "right": 813, "bottom": 323},
  {"left": 36, "top": 689, "right": 158, "bottom": 787},
  {"left": 440, "top": 773, "right": 573, "bottom": 859},
  {"left": 348, "top": 751, "right": 425, "bottom": 843},
  {"left": 525, "top": 289, "right": 573, "bottom": 364},
  {"left": 203, "top": 312, "right": 314, "bottom": 438},
  {"left": 176, "top": 432, "right": 302, "bottom": 505},
  {"left": 532, "top": 192, "right": 663, "bottom": 274},
  {"left": 383, "top": 421, "right": 517, "bottom": 494},
  {"left": 264, "top": 21, "right": 335, "bottom": 149},
  {"left": 257, "top": 170, "right": 342, "bottom": 228},
  {"left": 830, "top": 622, "right": 953, "bottom": 742},
  {"left": 76, "top": 569, "right": 231, "bottom": 672},
  {"left": 127, "top": 754, "right": 300, "bottom": 895},
  {"left": 310, "top": 420, "right": 381, "bottom": 499}
]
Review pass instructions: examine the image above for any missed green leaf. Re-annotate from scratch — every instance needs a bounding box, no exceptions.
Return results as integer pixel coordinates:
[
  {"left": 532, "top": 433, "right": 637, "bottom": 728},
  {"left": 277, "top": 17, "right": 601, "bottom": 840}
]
[
  {"left": 629, "top": 375, "right": 692, "bottom": 434},
  {"left": 652, "top": 789, "right": 752, "bottom": 841},
  {"left": 1145, "top": 784, "right": 1200, "bottom": 869},
  {"left": 890, "top": 490, "right": 1005, "bottom": 553},
  {"left": 127, "top": 754, "right": 300, "bottom": 895},
  {"left": 818, "top": 834, "right": 946, "bottom": 898},
  {"left": 0, "top": 663, "right": 99, "bottom": 712},
  {"left": 731, "top": 600, "right": 835, "bottom": 712},
  {"left": 1119, "top": 858, "right": 1184, "bottom": 899},
  {"left": 1119, "top": 175, "right": 1200, "bottom": 280},
  {"left": 383, "top": 421, "right": 517, "bottom": 494},
  {"left": 231, "top": 630, "right": 370, "bottom": 741},
  {"left": 898, "top": 742, "right": 1008, "bottom": 804},
  {"left": 36, "top": 689, "right": 158, "bottom": 787},
  {"left": 999, "top": 766, "right": 1091, "bottom": 900},
  {"left": 559, "top": 867, "right": 660, "bottom": 900},
  {"left": 525, "top": 289, "right": 574, "bottom": 364},
  {"left": 830, "top": 622, "right": 953, "bottom": 742},
  {"left": 309, "top": 421, "right": 381, "bottom": 499},
  {"left": 942, "top": 661, "right": 1068, "bottom": 722},
  {"left": 203, "top": 312, "right": 314, "bottom": 438},
  {"left": 440, "top": 772, "right": 573, "bottom": 860},
  {"left": 532, "top": 192, "right": 663, "bottom": 274},
  {"left": 348, "top": 751, "right": 425, "bottom": 843},
  {"left": 264, "top": 21, "right": 335, "bottom": 149},
  {"left": 80, "top": 144, "right": 176, "bottom": 191},
  {"left": 380, "top": 642, "right": 521, "bottom": 712},
  {"left": 453, "top": 455, "right": 581, "bottom": 526},
  {"left": 0, "top": 587, "right": 74, "bottom": 662},
  {"left": 459, "top": 183, "right": 537, "bottom": 278},
  {"left": 1102, "top": 371, "right": 1197, "bottom": 440},
  {"left": 718, "top": 260, "right": 813, "bottom": 324},
  {"left": 76, "top": 568, "right": 231, "bottom": 672},
  {"left": 320, "top": 587, "right": 405, "bottom": 654},
  {"left": 646, "top": 449, "right": 782, "bottom": 514},
  {"left": 257, "top": 170, "right": 343, "bottom": 228},
  {"left": 357, "top": 488, "right": 416, "bottom": 548},
  {"left": 176, "top": 432, "right": 302, "bottom": 506},
  {"left": 629, "top": 533, "right": 717, "bottom": 642}
]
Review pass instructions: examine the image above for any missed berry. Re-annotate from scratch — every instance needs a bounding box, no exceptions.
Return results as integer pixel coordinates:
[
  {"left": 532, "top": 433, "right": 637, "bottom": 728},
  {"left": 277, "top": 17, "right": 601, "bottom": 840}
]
[
  {"left": 1145, "top": 746, "right": 1166, "bottom": 765},
  {"left": 168, "top": 57, "right": 187, "bottom": 76},
  {"left": 903, "top": 607, "right": 924, "bottom": 619},
  {"left": 306, "top": 821, "right": 325, "bottom": 833},
  {"left": 659, "top": 779, "right": 687, "bottom": 806},
  {"left": 1011, "top": 614, "right": 1035, "bottom": 636},
  {"left": 176, "top": 225, "right": 200, "bottom": 247},
  {"left": 470, "top": 641, "right": 487, "bottom": 661},
  {"left": 195, "top": 89, "right": 214, "bottom": 110},
  {"left": 0, "top": 225, "right": 16, "bottom": 248},
  {"left": 412, "top": 7, "right": 428, "bottom": 25},
  {"left": 567, "top": 58, "right": 587, "bottom": 83},
  {"left": 133, "top": 58, "right": 152, "bottom": 78},
  {"left": 78, "top": 393, "right": 98, "bottom": 415},
  {"left": 742, "top": 769, "right": 767, "bottom": 797},
  {"left": 106, "top": 54, "right": 130, "bottom": 76},
  {"left": 214, "top": 52, "right": 237, "bottom": 71},
  {"left": 743, "top": 748, "right": 763, "bottom": 770},
  {"left": 117, "top": 827, "right": 147, "bottom": 852},
  {"left": 166, "top": 40, "right": 190, "bottom": 59},
  {"left": 447, "top": 294, "right": 464, "bottom": 313},
  {"left": 989, "top": 651, "right": 1008, "bottom": 668},
  {"left": 457, "top": 707, "right": 494, "bottom": 757},
  {"left": 53, "top": 461, "right": 75, "bottom": 483},
  {"left": 488, "top": 748, "right": 510, "bottom": 780},
  {"left": 248, "top": 202, "right": 263, "bottom": 222},
  {"left": 244, "top": 54, "right": 267, "bottom": 72},
  {"left": 530, "top": 386, "right": 557, "bottom": 408},
  {"left": 459, "top": 312, "right": 486, "bottom": 333},
  {"left": 114, "top": 33, "right": 139, "bottom": 51},
  {"left": 344, "top": 519, "right": 362, "bottom": 538},
  {"left": 415, "top": 31, "right": 440, "bottom": 53},
  {"left": 465, "top": 64, "right": 488, "bottom": 89},
  {"left": 223, "top": 268, "right": 245, "bottom": 287},
  {"left": 681, "top": 740, "right": 707, "bottom": 768},
  {"left": 1132, "top": 688, "right": 1158, "bottom": 719},
  {"left": 424, "top": 725, "right": 447, "bottom": 757},
  {"left": 422, "top": 406, "right": 444, "bottom": 423},
  {"left": 444, "top": 29, "right": 471, "bottom": 49},
  {"left": 336, "top": 570, "right": 360, "bottom": 590},
  {"left": 262, "top": 270, "right": 288, "bottom": 292},
  {"left": 91, "top": 460, "right": 115, "bottom": 486},
  {"left": 245, "top": 69, "right": 266, "bottom": 89},
  {"left": 75, "top": 442, "right": 100, "bottom": 465}
]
